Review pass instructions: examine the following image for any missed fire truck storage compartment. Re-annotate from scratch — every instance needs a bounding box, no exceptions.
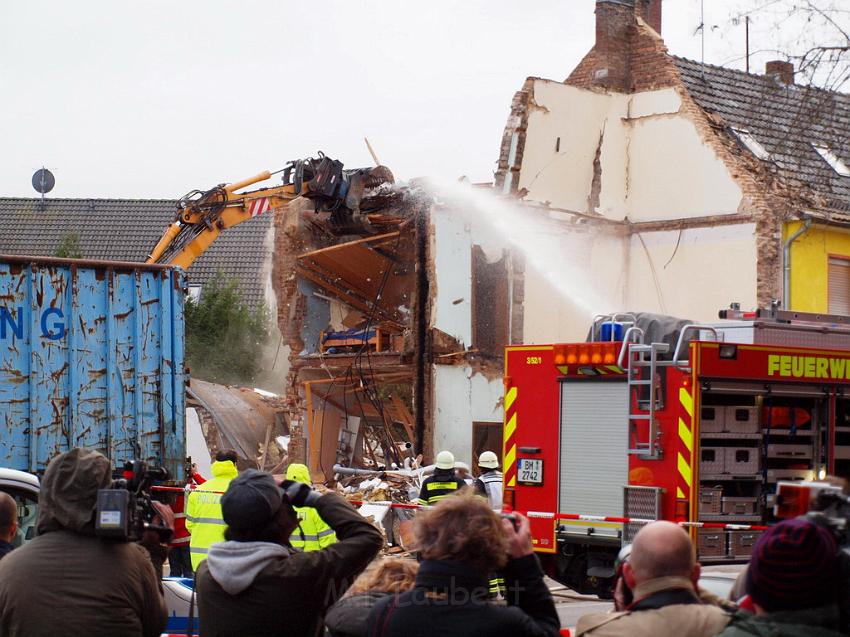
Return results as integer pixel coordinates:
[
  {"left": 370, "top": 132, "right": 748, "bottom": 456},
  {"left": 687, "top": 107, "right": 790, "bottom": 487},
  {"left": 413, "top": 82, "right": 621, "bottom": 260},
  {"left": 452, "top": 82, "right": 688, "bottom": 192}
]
[
  {"left": 698, "top": 486, "right": 723, "bottom": 514},
  {"left": 559, "top": 380, "right": 628, "bottom": 539},
  {"left": 725, "top": 406, "right": 759, "bottom": 433},
  {"left": 697, "top": 382, "right": 829, "bottom": 560},
  {"left": 725, "top": 447, "right": 760, "bottom": 475},
  {"left": 697, "top": 528, "right": 726, "bottom": 558},
  {"left": 729, "top": 529, "right": 764, "bottom": 558},
  {"left": 721, "top": 497, "right": 758, "bottom": 515},
  {"left": 699, "top": 447, "right": 726, "bottom": 476},
  {"left": 700, "top": 406, "right": 725, "bottom": 433}
]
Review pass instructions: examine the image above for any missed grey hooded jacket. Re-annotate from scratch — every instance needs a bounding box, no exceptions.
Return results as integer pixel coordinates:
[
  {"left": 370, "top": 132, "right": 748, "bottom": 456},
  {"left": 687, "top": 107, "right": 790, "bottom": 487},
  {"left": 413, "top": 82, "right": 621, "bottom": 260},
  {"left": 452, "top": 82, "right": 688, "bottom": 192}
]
[
  {"left": 196, "top": 492, "right": 383, "bottom": 637},
  {"left": 0, "top": 448, "right": 167, "bottom": 637}
]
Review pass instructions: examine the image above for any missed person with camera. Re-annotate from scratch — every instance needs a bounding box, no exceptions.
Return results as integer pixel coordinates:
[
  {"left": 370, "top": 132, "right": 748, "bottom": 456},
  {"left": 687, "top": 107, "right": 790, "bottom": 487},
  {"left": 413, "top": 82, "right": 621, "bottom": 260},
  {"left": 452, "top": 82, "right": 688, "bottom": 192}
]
[
  {"left": 186, "top": 448, "right": 239, "bottom": 569},
  {"left": 0, "top": 492, "right": 18, "bottom": 560},
  {"left": 716, "top": 518, "right": 845, "bottom": 637},
  {"left": 366, "top": 492, "right": 560, "bottom": 637},
  {"left": 195, "top": 468, "right": 383, "bottom": 637},
  {"left": 575, "top": 521, "right": 732, "bottom": 637},
  {"left": 0, "top": 448, "right": 167, "bottom": 637}
]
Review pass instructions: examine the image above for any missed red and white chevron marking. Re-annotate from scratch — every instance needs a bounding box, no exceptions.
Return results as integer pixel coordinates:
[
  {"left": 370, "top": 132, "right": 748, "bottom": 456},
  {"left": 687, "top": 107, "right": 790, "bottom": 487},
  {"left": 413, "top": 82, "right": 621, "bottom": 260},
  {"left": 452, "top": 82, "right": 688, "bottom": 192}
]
[{"left": 248, "top": 197, "right": 271, "bottom": 217}]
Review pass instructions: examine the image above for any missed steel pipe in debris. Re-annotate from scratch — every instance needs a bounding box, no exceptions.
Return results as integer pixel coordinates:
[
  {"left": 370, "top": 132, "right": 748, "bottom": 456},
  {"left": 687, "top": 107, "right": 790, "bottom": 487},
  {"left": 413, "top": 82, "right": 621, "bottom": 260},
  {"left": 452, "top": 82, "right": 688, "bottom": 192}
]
[{"left": 333, "top": 465, "right": 385, "bottom": 477}]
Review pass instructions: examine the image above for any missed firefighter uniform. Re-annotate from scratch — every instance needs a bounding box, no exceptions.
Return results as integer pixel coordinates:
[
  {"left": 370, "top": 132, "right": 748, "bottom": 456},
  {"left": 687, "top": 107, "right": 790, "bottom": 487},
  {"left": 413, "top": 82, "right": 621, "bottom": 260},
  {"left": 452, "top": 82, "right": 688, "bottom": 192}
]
[
  {"left": 186, "top": 459, "right": 238, "bottom": 569},
  {"left": 285, "top": 463, "right": 336, "bottom": 551},
  {"left": 417, "top": 471, "right": 466, "bottom": 506},
  {"left": 476, "top": 470, "right": 504, "bottom": 511}
]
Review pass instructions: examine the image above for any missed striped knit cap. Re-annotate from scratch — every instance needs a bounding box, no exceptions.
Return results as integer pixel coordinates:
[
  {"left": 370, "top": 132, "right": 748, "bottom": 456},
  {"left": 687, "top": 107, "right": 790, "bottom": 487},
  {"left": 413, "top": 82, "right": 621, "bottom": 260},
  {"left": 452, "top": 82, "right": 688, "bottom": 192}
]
[{"left": 747, "top": 518, "right": 838, "bottom": 612}]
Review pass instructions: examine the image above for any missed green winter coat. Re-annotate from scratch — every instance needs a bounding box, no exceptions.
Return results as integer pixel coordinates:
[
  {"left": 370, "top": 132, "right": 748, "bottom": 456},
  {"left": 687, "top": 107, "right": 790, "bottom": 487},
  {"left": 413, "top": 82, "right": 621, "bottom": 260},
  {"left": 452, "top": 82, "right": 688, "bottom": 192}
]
[{"left": 716, "top": 606, "right": 844, "bottom": 637}]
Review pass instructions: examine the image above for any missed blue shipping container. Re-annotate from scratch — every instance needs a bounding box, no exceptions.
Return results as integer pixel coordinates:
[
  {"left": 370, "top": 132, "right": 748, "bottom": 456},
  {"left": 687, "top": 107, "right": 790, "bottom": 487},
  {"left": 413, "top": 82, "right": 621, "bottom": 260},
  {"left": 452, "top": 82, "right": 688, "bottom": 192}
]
[{"left": 0, "top": 255, "right": 186, "bottom": 478}]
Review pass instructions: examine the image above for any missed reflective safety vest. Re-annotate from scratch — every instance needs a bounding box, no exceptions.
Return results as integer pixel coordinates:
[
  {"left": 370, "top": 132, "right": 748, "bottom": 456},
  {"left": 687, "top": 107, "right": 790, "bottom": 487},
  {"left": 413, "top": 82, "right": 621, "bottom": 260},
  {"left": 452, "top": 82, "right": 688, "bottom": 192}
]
[
  {"left": 285, "top": 462, "right": 336, "bottom": 552},
  {"left": 417, "top": 472, "right": 466, "bottom": 506},
  {"left": 289, "top": 507, "right": 337, "bottom": 552},
  {"left": 478, "top": 470, "right": 503, "bottom": 511},
  {"left": 185, "top": 460, "right": 238, "bottom": 569}
]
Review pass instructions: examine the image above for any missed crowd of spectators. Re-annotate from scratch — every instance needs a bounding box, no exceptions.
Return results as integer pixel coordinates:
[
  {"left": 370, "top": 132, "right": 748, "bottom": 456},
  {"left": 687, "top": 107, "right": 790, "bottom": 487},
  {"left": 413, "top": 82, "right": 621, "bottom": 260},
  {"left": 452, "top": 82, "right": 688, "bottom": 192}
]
[{"left": 0, "top": 447, "right": 846, "bottom": 637}]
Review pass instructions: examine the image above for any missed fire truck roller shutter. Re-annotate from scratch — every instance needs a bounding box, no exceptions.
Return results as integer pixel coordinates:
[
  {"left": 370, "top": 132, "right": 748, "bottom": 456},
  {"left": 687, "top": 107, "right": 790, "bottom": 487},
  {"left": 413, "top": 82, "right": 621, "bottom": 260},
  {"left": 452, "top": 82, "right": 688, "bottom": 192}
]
[{"left": 559, "top": 380, "right": 629, "bottom": 538}]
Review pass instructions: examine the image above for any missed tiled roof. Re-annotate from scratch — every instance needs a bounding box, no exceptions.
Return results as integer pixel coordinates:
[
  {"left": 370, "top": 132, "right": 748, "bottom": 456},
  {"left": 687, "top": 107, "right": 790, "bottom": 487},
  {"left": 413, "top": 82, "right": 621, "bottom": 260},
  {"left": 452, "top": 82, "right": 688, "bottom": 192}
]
[
  {"left": 0, "top": 198, "right": 273, "bottom": 308},
  {"left": 674, "top": 57, "right": 850, "bottom": 213}
]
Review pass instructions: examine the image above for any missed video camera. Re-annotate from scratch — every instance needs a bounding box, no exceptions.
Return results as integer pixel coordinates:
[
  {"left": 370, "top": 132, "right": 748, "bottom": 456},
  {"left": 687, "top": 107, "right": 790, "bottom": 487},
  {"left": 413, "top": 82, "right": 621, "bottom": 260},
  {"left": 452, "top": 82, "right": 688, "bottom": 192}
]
[
  {"left": 95, "top": 460, "right": 173, "bottom": 543},
  {"left": 775, "top": 480, "right": 850, "bottom": 629},
  {"left": 774, "top": 480, "right": 850, "bottom": 545}
]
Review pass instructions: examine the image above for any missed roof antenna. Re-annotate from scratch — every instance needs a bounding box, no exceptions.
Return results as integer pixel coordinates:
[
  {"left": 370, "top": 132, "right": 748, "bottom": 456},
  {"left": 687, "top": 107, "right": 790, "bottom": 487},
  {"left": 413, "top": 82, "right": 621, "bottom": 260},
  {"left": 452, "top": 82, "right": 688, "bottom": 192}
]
[{"left": 32, "top": 167, "right": 55, "bottom": 212}]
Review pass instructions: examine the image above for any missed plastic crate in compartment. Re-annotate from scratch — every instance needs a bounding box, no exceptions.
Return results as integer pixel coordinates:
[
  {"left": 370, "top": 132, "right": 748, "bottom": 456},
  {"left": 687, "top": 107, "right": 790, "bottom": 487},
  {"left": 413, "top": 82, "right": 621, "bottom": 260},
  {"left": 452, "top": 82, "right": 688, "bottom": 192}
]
[
  {"left": 700, "top": 447, "right": 725, "bottom": 475},
  {"left": 725, "top": 406, "right": 759, "bottom": 433},
  {"left": 767, "top": 444, "right": 813, "bottom": 460},
  {"left": 699, "top": 487, "right": 723, "bottom": 514},
  {"left": 725, "top": 447, "right": 760, "bottom": 475},
  {"left": 721, "top": 497, "right": 758, "bottom": 515},
  {"left": 698, "top": 528, "right": 726, "bottom": 558},
  {"left": 700, "top": 406, "right": 725, "bottom": 433},
  {"left": 729, "top": 529, "right": 763, "bottom": 558},
  {"left": 766, "top": 469, "right": 815, "bottom": 482}
]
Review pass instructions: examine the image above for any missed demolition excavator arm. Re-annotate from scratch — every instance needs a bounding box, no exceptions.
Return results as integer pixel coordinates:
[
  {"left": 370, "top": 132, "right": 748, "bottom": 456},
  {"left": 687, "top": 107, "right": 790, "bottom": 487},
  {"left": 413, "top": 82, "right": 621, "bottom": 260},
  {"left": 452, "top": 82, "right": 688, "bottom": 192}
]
[{"left": 147, "top": 153, "right": 393, "bottom": 269}]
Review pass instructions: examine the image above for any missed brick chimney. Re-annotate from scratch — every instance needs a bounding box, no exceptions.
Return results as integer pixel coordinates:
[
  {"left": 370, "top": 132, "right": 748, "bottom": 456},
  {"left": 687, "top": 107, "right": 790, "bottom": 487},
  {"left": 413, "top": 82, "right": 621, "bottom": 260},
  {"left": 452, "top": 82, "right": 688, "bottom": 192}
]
[
  {"left": 766, "top": 60, "right": 794, "bottom": 85},
  {"left": 593, "top": 0, "right": 636, "bottom": 91},
  {"left": 636, "top": 0, "right": 662, "bottom": 34}
]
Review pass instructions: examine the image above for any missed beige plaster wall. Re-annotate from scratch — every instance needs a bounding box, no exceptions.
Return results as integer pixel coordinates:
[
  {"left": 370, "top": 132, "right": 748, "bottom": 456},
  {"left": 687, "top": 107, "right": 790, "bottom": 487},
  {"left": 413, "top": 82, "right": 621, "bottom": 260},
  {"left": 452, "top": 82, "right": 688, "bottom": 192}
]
[{"left": 517, "top": 81, "right": 743, "bottom": 222}]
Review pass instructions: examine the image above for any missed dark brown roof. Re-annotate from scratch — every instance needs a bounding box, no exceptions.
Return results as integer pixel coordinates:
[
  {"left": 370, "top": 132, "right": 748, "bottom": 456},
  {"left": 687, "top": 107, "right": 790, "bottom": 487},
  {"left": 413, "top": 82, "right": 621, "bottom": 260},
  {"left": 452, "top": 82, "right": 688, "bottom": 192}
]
[
  {"left": 0, "top": 197, "right": 273, "bottom": 307},
  {"left": 674, "top": 57, "right": 850, "bottom": 214}
]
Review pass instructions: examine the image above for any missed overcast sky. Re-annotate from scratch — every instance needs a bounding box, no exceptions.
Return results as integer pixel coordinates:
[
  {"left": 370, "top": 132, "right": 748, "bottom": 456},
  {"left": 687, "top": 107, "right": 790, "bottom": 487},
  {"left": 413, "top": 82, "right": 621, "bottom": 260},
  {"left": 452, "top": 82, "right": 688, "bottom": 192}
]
[{"left": 0, "top": 1, "right": 833, "bottom": 198}]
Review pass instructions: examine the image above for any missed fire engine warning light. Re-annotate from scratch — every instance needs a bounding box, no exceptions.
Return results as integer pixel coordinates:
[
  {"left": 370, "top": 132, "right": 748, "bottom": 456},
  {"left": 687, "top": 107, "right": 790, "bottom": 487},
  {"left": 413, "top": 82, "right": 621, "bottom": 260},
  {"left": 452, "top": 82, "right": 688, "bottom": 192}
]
[{"left": 553, "top": 342, "right": 621, "bottom": 367}]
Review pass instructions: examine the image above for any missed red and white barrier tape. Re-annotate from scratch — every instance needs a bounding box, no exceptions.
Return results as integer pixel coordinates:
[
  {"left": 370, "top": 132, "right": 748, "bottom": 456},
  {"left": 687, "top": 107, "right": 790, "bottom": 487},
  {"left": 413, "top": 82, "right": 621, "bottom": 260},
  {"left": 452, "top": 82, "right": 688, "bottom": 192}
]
[
  {"left": 150, "top": 487, "right": 767, "bottom": 531},
  {"left": 526, "top": 511, "right": 768, "bottom": 531}
]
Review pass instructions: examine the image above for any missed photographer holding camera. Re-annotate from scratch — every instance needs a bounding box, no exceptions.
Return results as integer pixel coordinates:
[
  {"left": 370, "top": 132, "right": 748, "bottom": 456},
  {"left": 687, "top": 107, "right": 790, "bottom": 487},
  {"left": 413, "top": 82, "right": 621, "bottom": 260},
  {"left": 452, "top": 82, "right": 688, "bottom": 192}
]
[
  {"left": 366, "top": 492, "right": 560, "bottom": 637},
  {"left": 0, "top": 448, "right": 168, "bottom": 637},
  {"left": 195, "top": 468, "right": 383, "bottom": 637},
  {"left": 575, "top": 521, "right": 732, "bottom": 637}
]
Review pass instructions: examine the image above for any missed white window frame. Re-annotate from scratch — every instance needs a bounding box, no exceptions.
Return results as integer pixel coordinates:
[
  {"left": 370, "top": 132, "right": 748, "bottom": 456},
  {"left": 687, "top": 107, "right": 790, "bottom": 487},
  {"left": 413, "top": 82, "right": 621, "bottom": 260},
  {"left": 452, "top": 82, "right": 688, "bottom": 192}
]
[
  {"left": 812, "top": 144, "right": 850, "bottom": 177},
  {"left": 731, "top": 127, "right": 771, "bottom": 161}
]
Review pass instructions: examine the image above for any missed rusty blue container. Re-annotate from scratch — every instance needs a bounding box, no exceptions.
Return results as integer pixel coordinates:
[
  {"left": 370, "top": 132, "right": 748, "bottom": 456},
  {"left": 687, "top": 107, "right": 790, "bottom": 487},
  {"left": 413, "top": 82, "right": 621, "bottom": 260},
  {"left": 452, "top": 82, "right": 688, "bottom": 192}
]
[{"left": 0, "top": 255, "right": 186, "bottom": 478}]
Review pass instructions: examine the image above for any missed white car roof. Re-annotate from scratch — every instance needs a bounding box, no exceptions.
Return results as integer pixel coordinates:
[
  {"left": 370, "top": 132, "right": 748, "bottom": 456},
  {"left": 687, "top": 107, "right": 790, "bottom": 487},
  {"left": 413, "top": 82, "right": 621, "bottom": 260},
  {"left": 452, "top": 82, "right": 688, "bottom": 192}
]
[{"left": 0, "top": 468, "right": 40, "bottom": 494}]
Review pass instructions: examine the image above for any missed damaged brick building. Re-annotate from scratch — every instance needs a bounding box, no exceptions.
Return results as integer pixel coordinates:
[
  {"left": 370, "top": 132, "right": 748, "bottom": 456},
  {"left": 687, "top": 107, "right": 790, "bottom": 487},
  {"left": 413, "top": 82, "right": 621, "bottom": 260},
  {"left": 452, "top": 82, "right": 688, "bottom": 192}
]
[
  {"left": 496, "top": 0, "right": 850, "bottom": 344},
  {"left": 274, "top": 181, "right": 510, "bottom": 478}
]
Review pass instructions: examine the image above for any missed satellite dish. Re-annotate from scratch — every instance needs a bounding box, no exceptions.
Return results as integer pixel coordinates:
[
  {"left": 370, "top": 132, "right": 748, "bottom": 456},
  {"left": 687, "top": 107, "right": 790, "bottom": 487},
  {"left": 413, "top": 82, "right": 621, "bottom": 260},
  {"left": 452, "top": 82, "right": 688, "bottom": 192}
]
[{"left": 32, "top": 168, "right": 55, "bottom": 194}]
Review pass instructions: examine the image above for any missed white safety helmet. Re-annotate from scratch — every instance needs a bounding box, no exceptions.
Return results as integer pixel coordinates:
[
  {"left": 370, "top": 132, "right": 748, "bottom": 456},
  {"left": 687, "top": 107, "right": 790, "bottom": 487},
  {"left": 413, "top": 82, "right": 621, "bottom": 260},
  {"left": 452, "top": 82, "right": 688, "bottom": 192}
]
[
  {"left": 435, "top": 450, "right": 455, "bottom": 470},
  {"left": 478, "top": 450, "right": 499, "bottom": 470}
]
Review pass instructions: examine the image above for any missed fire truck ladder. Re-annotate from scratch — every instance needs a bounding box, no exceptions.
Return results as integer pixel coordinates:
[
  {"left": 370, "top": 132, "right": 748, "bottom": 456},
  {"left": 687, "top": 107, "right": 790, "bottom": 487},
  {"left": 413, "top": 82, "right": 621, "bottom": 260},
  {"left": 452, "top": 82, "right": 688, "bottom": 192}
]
[{"left": 627, "top": 342, "right": 668, "bottom": 459}]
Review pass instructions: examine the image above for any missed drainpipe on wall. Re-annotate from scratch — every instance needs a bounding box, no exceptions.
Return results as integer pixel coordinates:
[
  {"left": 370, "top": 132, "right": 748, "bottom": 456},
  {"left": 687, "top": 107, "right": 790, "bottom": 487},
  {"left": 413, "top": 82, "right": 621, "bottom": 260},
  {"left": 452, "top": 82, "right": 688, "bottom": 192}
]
[{"left": 782, "top": 216, "right": 812, "bottom": 310}]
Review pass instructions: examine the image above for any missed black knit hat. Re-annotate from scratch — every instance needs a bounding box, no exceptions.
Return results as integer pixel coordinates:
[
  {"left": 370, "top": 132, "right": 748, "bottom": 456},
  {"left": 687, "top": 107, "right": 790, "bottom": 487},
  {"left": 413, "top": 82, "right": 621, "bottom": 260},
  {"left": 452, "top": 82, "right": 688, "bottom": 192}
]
[
  {"left": 221, "top": 469, "right": 284, "bottom": 531},
  {"left": 747, "top": 518, "right": 838, "bottom": 612}
]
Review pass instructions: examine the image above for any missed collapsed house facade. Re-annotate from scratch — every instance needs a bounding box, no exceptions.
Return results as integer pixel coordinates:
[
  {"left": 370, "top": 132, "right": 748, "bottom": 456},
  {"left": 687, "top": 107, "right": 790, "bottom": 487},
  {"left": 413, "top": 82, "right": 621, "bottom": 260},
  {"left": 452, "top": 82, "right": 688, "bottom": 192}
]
[
  {"left": 496, "top": 0, "right": 850, "bottom": 344},
  {"left": 273, "top": 184, "right": 510, "bottom": 479}
]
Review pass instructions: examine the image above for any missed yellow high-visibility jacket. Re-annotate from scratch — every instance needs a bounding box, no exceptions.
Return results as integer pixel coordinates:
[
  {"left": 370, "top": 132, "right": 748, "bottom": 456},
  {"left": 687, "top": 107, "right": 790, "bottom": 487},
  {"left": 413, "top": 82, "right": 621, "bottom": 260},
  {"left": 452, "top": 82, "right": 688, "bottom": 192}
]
[
  {"left": 186, "top": 460, "right": 238, "bottom": 569},
  {"left": 285, "top": 463, "right": 336, "bottom": 551}
]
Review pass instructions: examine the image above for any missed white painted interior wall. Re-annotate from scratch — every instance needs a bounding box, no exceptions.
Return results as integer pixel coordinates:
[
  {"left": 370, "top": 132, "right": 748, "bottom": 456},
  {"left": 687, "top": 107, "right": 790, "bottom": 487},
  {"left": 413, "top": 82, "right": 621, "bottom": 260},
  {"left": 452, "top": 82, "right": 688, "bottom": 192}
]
[
  {"left": 518, "top": 81, "right": 743, "bottom": 222},
  {"left": 627, "top": 224, "right": 758, "bottom": 320},
  {"left": 431, "top": 210, "right": 473, "bottom": 346},
  {"left": 432, "top": 365, "right": 503, "bottom": 466}
]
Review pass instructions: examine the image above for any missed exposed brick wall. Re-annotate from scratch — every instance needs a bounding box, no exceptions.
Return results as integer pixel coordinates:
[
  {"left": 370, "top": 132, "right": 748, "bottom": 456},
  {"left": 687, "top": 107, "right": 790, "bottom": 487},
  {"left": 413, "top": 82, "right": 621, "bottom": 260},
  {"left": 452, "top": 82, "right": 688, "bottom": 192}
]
[
  {"left": 566, "top": 16, "right": 677, "bottom": 93},
  {"left": 636, "top": 0, "right": 662, "bottom": 34},
  {"left": 494, "top": 78, "right": 534, "bottom": 194}
]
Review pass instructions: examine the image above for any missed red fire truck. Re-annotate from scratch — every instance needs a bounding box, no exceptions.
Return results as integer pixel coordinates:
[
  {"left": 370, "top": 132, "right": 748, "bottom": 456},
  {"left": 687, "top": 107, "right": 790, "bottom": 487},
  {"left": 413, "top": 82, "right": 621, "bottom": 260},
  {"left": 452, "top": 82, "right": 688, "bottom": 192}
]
[{"left": 503, "top": 308, "right": 850, "bottom": 596}]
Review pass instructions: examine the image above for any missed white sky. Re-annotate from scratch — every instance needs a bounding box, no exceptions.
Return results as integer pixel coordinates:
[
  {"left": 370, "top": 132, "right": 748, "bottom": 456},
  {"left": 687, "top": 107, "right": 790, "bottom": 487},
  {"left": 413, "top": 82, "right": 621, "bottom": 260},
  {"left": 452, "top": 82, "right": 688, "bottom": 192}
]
[{"left": 0, "top": 0, "right": 836, "bottom": 198}]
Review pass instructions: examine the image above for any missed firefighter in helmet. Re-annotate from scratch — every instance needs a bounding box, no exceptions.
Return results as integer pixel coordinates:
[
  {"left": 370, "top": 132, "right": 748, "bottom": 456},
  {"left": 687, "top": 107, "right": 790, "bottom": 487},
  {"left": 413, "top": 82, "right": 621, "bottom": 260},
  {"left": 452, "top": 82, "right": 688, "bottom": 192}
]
[
  {"left": 417, "top": 451, "right": 466, "bottom": 506},
  {"left": 473, "top": 451, "right": 503, "bottom": 511},
  {"left": 285, "top": 463, "right": 337, "bottom": 551}
]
